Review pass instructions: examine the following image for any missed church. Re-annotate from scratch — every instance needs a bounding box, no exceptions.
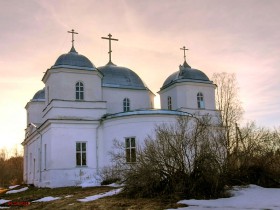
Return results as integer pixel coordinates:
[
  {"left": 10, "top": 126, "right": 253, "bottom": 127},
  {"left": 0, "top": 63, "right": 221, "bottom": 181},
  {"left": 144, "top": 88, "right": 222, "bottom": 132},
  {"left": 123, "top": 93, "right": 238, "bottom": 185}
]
[{"left": 22, "top": 30, "right": 218, "bottom": 188}]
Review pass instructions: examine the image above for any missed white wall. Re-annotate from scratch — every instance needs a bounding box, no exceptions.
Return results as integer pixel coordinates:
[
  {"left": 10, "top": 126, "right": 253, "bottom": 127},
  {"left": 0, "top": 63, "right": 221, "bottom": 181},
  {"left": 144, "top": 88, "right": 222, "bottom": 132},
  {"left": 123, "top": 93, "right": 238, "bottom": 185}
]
[
  {"left": 24, "top": 120, "right": 101, "bottom": 187},
  {"left": 159, "top": 82, "right": 216, "bottom": 111},
  {"left": 44, "top": 68, "right": 103, "bottom": 104},
  {"left": 103, "top": 87, "right": 153, "bottom": 114},
  {"left": 42, "top": 100, "right": 107, "bottom": 121},
  {"left": 25, "top": 101, "right": 45, "bottom": 125},
  {"left": 99, "top": 114, "right": 179, "bottom": 168}
]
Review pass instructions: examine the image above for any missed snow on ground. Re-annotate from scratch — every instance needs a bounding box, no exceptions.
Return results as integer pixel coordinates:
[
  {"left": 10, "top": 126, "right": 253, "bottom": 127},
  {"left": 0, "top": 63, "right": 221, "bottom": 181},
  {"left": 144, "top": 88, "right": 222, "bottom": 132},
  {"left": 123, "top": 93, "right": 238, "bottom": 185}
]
[
  {"left": 78, "top": 188, "right": 123, "bottom": 202},
  {"left": 105, "top": 183, "right": 124, "bottom": 188},
  {"left": 8, "top": 185, "right": 19, "bottom": 189},
  {"left": 169, "top": 185, "right": 280, "bottom": 210},
  {"left": 64, "top": 195, "right": 73, "bottom": 198},
  {"left": 32, "top": 196, "right": 61, "bottom": 202},
  {"left": 5, "top": 187, "right": 28, "bottom": 194},
  {"left": 0, "top": 199, "right": 10, "bottom": 205}
]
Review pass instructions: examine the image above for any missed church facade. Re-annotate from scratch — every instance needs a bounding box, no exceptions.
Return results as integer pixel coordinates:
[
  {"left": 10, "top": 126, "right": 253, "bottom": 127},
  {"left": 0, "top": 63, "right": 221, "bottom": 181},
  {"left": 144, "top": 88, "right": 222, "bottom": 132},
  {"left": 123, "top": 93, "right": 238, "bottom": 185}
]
[{"left": 22, "top": 32, "right": 218, "bottom": 188}]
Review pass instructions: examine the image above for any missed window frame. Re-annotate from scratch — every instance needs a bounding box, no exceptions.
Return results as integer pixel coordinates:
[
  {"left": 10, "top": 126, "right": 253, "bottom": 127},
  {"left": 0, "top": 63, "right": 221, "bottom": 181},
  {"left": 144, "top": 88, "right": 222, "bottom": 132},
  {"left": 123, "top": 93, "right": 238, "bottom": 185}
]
[
  {"left": 123, "top": 98, "right": 130, "bottom": 112},
  {"left": 75, "top": 82, "right": 84, "bottom": 100},
  {"left": 197, "top": 92, "right": 205, "bottom": 109},
  {"left": 76, "top": 142, "right": 87, "bottom": 167},
  {"left": 125, "top": 137, "right": 136, "bottom": 163}
]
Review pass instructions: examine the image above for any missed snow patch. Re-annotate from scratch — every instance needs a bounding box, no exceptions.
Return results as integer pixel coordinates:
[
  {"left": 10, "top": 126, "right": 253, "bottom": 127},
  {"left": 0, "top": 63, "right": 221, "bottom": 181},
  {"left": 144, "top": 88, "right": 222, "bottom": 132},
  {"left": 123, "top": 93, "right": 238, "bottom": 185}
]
[
  {"left": 169, "top": 185, "right": 280, "bottom": 210},
  {"left": 78, "top": 188, "right": 122, "bottom": 202},
  {"left": 6, "top": 187, "right": 28, "bottom": 194},
  {"left": 8, "top": 185, "right": 19, "bottom": 189},
  {"left": 0, "top": 199, "right": 10, "bottom": 205},
  {"left": 105, "top": 183, "right": 124, "bottom": 188},
  {"left": 32, "top": 196, "right": 61, "bottom": 202},
  {"left": 64, "top": 195, "right": 73, "bottom": 198}
]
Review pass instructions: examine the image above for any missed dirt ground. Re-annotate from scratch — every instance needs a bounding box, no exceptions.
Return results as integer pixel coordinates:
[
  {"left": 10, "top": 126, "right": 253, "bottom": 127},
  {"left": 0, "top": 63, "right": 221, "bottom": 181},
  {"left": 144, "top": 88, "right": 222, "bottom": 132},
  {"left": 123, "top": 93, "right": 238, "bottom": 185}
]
[{"left": 0, "top": 185, "right": 187, "bottom": 210}]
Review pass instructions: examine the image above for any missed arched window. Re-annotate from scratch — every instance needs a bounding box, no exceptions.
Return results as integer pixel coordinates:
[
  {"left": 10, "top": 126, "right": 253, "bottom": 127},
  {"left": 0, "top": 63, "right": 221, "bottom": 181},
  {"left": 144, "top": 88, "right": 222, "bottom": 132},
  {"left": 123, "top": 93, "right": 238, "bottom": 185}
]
[
  {"left": 76, "top": 82, "right": 84, "bottom": 100},
  {"left": 123, "top": 98, "right": 130, "bottom": 112},
  {"left": 167, "top": 96, "right": 172, "bottom": 110},
  {"left": 197, "top": 92, "right": 205, "bottom": 109}
]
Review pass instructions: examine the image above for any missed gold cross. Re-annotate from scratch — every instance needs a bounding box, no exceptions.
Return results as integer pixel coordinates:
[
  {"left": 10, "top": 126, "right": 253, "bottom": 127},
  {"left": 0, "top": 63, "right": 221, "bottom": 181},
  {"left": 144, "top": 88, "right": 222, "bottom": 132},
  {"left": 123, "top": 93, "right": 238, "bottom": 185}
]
[
  {"left": 180, "top": 46, "right": 189, "bottom": 62},
  {"left": 68, "top": 29, "right": 78, "bottom": 47},
  {"left": 101, "top": 33, "right": 119, "bottom": 63}
]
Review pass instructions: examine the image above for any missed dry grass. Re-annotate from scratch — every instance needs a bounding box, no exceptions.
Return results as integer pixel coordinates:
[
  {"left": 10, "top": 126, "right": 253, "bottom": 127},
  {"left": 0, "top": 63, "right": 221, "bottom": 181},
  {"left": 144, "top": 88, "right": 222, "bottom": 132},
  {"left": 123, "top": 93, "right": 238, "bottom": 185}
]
[
  {"left": 0, "top": 188, "right": 8, "bottom": 194},
  {"left": 0, "top": 185, "right": 187, "bottom": 209}
]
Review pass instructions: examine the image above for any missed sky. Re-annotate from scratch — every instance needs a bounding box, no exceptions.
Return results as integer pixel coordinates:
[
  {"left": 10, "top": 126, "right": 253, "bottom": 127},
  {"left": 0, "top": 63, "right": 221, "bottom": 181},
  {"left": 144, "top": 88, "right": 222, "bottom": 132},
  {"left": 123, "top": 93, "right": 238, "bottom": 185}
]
[{"left": 1, "top": 0, "right": 280, "bottom": 151}]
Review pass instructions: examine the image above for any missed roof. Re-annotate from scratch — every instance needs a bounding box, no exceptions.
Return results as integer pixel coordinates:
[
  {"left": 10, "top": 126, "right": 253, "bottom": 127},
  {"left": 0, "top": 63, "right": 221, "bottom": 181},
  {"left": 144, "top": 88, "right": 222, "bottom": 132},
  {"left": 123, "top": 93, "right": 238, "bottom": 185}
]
[
  {"left": 102, "top": 109, "right": 192, "bottom": 120},
  {"left": 161, "top": 61, "right": 212, "bottom": 90},
  {"left": 98, "top": 62, "right": 147, "bottom": 90},
  {"left": 51, "top": 46, "right": 96, "bottom": 71},
  {"left": 32, "top": 88, "right": 45, "bottom": 101}
]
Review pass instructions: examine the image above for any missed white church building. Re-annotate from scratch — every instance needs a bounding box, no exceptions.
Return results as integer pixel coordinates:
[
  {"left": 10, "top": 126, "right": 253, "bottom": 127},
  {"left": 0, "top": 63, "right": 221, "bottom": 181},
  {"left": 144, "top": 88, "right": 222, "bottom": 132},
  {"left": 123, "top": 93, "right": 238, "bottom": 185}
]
[{"left": 22, "top": 31, "right": 218, "bottom": 188}]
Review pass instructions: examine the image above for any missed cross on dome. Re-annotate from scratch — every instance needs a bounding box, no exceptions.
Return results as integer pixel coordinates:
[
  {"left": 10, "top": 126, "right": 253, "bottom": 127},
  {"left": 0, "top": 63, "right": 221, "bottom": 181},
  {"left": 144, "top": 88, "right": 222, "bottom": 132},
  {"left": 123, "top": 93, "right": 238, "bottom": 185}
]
[
  {"left": 68, "top": 29, "right": 78, "bottom": 49},
  {"left": 180, "top": 46, "right": 191, "bottom": 68},
  {"left": 180, "top": 46, "right": 188, "bottom": 62},
  {"left": 101, "top": 33, "right": 119, "bottom": 64}
]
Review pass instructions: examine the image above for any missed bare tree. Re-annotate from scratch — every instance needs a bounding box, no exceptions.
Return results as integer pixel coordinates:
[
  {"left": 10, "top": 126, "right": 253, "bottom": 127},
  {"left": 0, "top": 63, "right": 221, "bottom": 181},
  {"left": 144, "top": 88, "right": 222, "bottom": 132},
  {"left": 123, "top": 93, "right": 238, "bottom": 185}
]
[
  {"left": 0, "top": 147, "right": 23, "bottom": 187},
  {"left": 227, "top": 122, "right": 280, "bottom": 186},
  {"left": 106, "top": 116, "right": 227, "bottom": 198},
  {"left": 212, "top": 72, "right": 244, "bottom": 156}
]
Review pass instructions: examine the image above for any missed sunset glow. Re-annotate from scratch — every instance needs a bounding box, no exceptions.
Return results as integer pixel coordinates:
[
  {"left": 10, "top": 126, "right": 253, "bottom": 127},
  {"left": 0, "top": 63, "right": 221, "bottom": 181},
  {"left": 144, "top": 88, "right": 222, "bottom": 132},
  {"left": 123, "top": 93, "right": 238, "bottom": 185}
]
[{"left": 1, "top": 0, "right": 280, "bottom": 150}]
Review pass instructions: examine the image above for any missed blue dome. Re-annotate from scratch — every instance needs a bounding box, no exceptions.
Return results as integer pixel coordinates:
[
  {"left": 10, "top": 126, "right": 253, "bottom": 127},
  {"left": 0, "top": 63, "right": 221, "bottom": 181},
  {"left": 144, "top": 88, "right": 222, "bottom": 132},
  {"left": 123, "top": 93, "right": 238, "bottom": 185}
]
[
  {"left": 98, "top": 62, "right": 147, "bottom": 90},
  {"left": 161, "top": 61, "right": 212, "bottom": 90},
  {"left": 32, "top": 88, "right": 45, "bottom": 101},
  {"left": 52, "top": 47, "right": 96, "bottom": 70}
]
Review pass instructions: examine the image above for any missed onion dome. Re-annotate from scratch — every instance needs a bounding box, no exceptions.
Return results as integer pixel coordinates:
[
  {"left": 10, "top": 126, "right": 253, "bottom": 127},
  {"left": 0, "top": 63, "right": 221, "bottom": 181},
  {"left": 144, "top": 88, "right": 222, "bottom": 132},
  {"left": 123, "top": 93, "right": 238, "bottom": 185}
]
[
  {"left": 32, "top": 88, "right": 45, "bottom": 101},
  {"left": 99, "top": 33, "right": 148, "bottom": 90},
  {"left": 161, "top": 60, "right": 212, "bottom": 90},
  {"left": 98, "top": 62, "right": 147, "bottom": 90},
  {"left": 51, "top": 46, "right": 96, "bottom": 71}
]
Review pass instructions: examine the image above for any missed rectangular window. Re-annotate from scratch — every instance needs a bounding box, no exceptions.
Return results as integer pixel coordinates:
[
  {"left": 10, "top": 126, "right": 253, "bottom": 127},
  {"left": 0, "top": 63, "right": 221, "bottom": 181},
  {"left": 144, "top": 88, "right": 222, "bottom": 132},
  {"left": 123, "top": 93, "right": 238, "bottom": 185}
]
[
  {"left": 75, "top": 82, "right": 84, "bottom": 100},
  {"left": 125, "top": 137, "right": 136, "bottom": 163},
  {"left": 76, "top": 142, "right": 87, "bottom": 166},
  {"left": 168, "top": 96, "right": 172, "bottom": 110}
]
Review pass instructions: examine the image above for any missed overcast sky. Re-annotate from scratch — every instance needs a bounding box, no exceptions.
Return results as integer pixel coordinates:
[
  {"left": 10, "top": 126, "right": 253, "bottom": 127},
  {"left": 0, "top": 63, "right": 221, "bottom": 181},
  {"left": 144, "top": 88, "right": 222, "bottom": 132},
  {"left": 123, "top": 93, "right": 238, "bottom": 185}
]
[{"left": 1, "top": 0, "right": 280, "bottom": 150}]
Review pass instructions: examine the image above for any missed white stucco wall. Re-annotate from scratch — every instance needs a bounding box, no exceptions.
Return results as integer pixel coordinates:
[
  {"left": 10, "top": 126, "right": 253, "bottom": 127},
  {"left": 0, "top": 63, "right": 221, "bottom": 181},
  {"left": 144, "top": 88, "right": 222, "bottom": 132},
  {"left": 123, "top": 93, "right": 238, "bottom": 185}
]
[
  {"left": 24, "top": 120, "right": 101, "bottom": 188},
  {"left": 43, "top": 68, "right": 103, "bottom": 104},
  {"left": 103, "top": 87, "right": 153, "bottom": 114},
  {"left": 25, "top": 101, "right": 45, "bottom": 125},
  {"left": 42, "top": 100, "right": 107, "bottom": 121},
  {"left": 39, "top": 122, "right": 99, "bottom": 187},
  {"left": 99, "top": 113, "right": 180, "bottom": 168},
  {"left": 159, "top": 82, "right": 216, "bottom": 111}
]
